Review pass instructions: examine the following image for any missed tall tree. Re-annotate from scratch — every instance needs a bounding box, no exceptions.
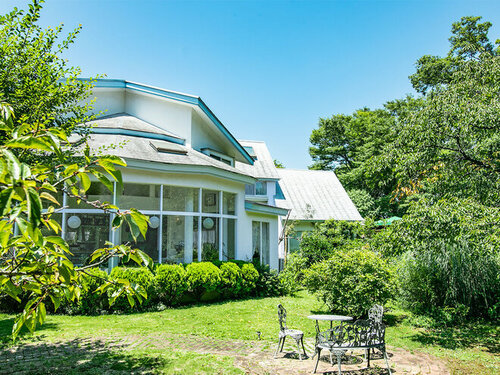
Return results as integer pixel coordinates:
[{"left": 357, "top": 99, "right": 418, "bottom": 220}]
[
  {"left": 309, "top": 107, "right": 406, "bottom": 218},
  {"left": 409, "top": 16, "right": 498, "bottom": 94},
  {"left": 0, "top": 0, "right": 95, "bottom": 152}
]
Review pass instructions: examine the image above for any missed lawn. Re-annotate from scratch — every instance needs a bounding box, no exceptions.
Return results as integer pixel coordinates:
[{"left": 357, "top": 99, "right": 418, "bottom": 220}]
[{"left": 0, "top": 291, "right": 497, "bottom": 374}]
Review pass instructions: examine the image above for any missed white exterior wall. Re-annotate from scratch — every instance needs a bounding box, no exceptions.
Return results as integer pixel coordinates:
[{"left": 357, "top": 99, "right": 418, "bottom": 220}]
[
  {"left": 124, "top": 90, "right": 192, "bottom": 143},
  {"left": 119, "top": 167, "right": 280, "bottom": 269},
  {"left": 91, "top": 88, "right": 126, "bottom": 115}
]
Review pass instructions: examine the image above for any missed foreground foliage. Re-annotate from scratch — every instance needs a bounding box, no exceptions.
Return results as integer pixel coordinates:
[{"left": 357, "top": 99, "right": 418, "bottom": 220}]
[{"left": 0, "top": 1, "right": 152, "bottom": 339}]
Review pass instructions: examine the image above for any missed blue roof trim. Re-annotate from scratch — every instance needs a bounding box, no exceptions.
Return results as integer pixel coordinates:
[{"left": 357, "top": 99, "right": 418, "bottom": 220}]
[
  {"left": 274, "top": 181, "right": 285, "bottom": 200},
  {"left": 84, "top": 78, "right": 254, "bottom": 165},
  {"left": 91, "top": 128, "right": 185, "bottom": 145},
  {"left": 245, "top": 201, "right": 289, "bottom": 216}
]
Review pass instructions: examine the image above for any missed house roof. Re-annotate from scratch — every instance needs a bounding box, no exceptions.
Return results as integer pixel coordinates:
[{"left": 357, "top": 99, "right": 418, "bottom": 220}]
[
  {"left": 84, "top": 79, "right": 254, "bottom": 164},
  {"left": 235, "top": 140, "right": 280, "bottom": 180},
  {"left": 71, "top": 132, "right": 255, "bottom": 184},
  {"left": 87, "top": 113, "right": 185, "bottom": 144},
  {"left": 275, "top": 169, "right": 363, "bottom": 221}
]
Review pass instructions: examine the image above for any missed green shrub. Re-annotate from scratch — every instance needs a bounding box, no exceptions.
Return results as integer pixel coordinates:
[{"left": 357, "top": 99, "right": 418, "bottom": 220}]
[
  {"left": 109, "top": 267, "right": 155, "bottom": 312},
  {"left": 219, "top": 262, "right": 243, "bottom": 298},
  {"left": 185, "top": 262, "right": 221, "bottom": 300},
  {"left": 75, "top": 268, "right": 110, "bottom": 315},
  {"left": 299, "top": 219, "right": 372, "bottom": 266},
  {"left": 240, "top": 263, "right": 259, "bottom": 295},
  {"left": 304, "top": 249, "right": 395, "bottom": 317},
  {"left": 154, "top": 264, "right": 187, "bottom": 306},
  {"left": 391, "top": 198, "right": 500, "bottom": 318},
  {"left": 398, "top": 239, "right": 500, "bottom": 318},
  {"left": 278, "top": 253, "right": 308, "bottom": 296},
  {"left": 254, "top": 263, "right": 284, "bottom": 297}
]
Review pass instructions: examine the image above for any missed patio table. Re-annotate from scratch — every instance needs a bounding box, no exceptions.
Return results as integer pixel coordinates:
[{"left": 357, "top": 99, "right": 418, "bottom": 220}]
[{"left": 307, "top": 315, "right": 353, "bottom": 359}]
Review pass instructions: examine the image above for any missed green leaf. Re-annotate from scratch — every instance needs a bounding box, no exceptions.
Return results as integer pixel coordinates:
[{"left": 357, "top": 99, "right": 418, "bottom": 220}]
[
  {"left": 49, "top": 294, "right": 61, "bottom": 311},
  {"left": 112, "top": 214, "right": 122, "bottom": 229},
  {"left": 26, "top": 187, "right": 42, "bottom": 228},
  {"left": 2, "top": 149, "right": 21, "bottom": 180},
  {"left": 0, "top": 188, "right": 14, "bottom": 216},
  {"left": 78, "top": 173, "right": 91, "bottom": 192},
  {"left": 6, "top": 136, "right": 54, "bottom": 153},
  {"left": 129, "top": 209, "right": 148, "bottom": 239},
  {"left": 40, "top": 191, "right": 60, "bottom": 206},
  {"left": 58, "top": 264, "right": 72, "bottom": 284},
  {"left": 38, "top": 302, "right": 46, "bottom": 325},
  {"left": 45, "top": 236, "right": 69, "bottom": 252},
  {"left": 90, "top": 170, "right": 113, "bottom": 192}
]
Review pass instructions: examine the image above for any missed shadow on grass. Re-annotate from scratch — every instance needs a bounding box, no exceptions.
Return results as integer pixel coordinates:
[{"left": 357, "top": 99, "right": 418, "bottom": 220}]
[
  {"left": 0, "top": 317, "right": 59, "bottom": 348},
  {"left": 0, "top": 337, "right": 167, "bottom": 374},
  {"left": 407, "top": 323, "right": 499, "bottom": 354}
]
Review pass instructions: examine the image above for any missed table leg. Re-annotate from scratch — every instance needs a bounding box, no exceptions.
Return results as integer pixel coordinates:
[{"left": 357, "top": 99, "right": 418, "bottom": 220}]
[{"left": 311, "top": 320, "right": 320, "bottom": 359}]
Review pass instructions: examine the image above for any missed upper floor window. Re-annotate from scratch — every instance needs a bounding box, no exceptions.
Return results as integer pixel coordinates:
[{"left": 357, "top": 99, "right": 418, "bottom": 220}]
[
  {"left": 201, "top": 148, "right": 234, "bottom": 166},
  {"left": 243, "top": 146, "right": 258, "bottom": 160},
  {"left": 245, "top": 181, "right": 267, "bottom": 196}
]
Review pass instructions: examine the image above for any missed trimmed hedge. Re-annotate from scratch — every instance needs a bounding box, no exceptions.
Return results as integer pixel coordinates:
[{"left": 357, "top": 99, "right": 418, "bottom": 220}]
[
  {"left": 154, "top": 264, "right": 187, "bottom": 306},
  {"left": 185, "top": 262, "right": 222, "bottom": 300},
  {"left": 0, "top": 261, "right": 284, "bottom": 315}
]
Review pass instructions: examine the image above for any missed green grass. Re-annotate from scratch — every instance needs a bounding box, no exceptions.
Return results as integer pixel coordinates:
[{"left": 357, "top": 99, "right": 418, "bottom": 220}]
[{"left": 0, "top": 291, "right": 497, "bottom": 374}]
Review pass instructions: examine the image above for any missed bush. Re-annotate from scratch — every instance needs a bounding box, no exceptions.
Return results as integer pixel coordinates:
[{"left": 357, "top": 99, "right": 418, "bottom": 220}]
[
  {"left": 278, "top": 253, "right": 308, "bottom": 296},
  {"left": 391, "top": 198, "right": 500, "bottom": 318},
  {"left": 73, "top": 268, "right": 110, "bottom": 315},
  {"left": 185, "top": 262, "right": 221, "bottom": 300},
  {"left": 154, "top": 264, "right": 187, "bottom": 306},
  {"left": 240, "top": 263, "right": 259, "bottom": 295},
  {"left": 299, "top": 219, "right": 373, "bottom": 266},
  {"left": 109, "top": 267, "right": 155, "bottom": 312},
  {"left": 219, "top": 262, "right": 243, "bottom": 298},
  {"left": 304, "top": 249, "right": 395, "bottom": 317},
  {"left": 254, "top": 262, "right": 284, "bottom": 297}
]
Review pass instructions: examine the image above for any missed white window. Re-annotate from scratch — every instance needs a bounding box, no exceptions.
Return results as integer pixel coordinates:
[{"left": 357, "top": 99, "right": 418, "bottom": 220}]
[
  {"left": 59, "top": 183, "right": 238, "bottom": 266},
  {"left": 252, "top": 221, "right": 270, "bottom": 265}
]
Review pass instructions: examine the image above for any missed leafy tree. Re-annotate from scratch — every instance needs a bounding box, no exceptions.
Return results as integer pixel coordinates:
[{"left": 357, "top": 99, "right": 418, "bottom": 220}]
[
  {"left": 273, "top": 159, "right": 284, "bottom": 168},
  {"left": 0, "top": 1, "right": 152, "bottom": 340},
  {"left": 0, "top": 0, "right": 95, "bottom": 151},
  {"left": 395, "top": 47, "right": 500, "bottom": 204},
  {"left": 309, "top": 108, "right": 402, "bottom": 217},
  {"left": 304, "top": 249, "right": 395, "bottom": 317},
  {"left": 346, "top": 189, "right": 379, "bottom": 219},
  {"left": 410, "top": 16, "right": 498, "bottom": 94}
]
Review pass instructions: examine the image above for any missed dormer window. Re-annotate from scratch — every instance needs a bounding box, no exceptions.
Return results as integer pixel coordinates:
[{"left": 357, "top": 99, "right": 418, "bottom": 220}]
[
  {"left": 243, "top": 146, "right": 258, "bottom": 160},
  {"left": 201, "top": 148, "right": 234, "bottom": 166},
  {"left": 245, "top": 180, "right": 267, "bottom": 196}
]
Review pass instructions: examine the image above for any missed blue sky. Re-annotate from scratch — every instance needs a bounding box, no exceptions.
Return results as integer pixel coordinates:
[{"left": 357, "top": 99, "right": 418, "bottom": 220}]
[{"left": 2, "top": 0, "right": 500, "bottom": 169}]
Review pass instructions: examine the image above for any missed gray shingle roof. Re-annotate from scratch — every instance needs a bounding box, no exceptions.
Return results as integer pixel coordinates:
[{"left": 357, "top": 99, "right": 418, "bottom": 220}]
[
  {"left": 72, "top": 133, "right": 253, "bottom": 181},
  {"left": 88, "top": 113, "right": 184, "bottom": 141},
  {"left": 235, "top": 140, "right": 279, "bottom": 179},
  {"left": 275, "top": 169, "right": 363, "bottom": 221}
]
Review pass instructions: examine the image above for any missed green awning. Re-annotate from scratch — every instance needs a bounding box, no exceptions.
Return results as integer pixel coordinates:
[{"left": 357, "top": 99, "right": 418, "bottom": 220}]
[{"left": 374, "top": 216, "right": 402, "bottom": 226}]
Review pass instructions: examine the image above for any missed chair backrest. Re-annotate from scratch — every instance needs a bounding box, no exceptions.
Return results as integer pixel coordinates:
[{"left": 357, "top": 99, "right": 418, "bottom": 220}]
[
  {"left": 277, "top": 304, "right": 287, "bottom": 331},
  {"left": 317, "top": 319, "right": 385, "bottom": 348},
  {"left": 368, "top": 304, "right": 384, "bottom": 323}
]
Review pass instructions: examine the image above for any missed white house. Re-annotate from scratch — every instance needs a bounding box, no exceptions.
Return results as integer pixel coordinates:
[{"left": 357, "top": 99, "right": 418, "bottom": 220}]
[{"left": 64, "top": 79, "right": 361, "bottom": 270}]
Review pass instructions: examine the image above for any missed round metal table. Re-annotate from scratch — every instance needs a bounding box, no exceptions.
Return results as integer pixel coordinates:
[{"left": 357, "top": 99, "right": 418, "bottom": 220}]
[{"left": 307, "top": 315, "right": 353, "bottom": 359}]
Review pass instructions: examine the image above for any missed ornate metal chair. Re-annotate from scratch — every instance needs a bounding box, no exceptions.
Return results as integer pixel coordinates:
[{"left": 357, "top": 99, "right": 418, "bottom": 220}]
[
  {"left": 313, "top": 319, "right": 392, "bottom": 375},
  {"left": 368, "top": 304, "right": 384, "bottom": 324},
  {"left": 275, "top": 304, "right": 307, "bottom": 360},
  {"left": 368, "top": 304, "right": 384, "bottom": 355}
]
